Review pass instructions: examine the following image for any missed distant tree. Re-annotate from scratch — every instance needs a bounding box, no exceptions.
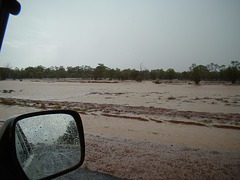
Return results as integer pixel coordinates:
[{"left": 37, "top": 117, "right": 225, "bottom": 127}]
[
  {"left": 114, "top": 68, "right": 121, "bottom": 80},
  {"left": 223, "top": 61, "right": 240, "bottom": 83},
  {"left": 120, "top": 69, "right": 130, "bottom": 80},
  {"left": 67, "top": 66, "right": 76, "bottom": 78},
  {"left": 45, "top": 67, "right": 56, "bottom": 78},
  {"left": 142, "top": 69, "right": 150, "bottom": 80},
  {"left": 93, "top": 63, "right": 107, "bottom": 80},
  {"left": 35, "top": 65, "right": 45, "bottom": 79},
  {"left": 158, "top": 69, "right": 165, "bottom": 79},
  {"left": 11, "top": 67, "right": 20, "bottom": 79},
  {"left": 0, "top": 67, "right": 10, "bottom": 80},
  {"left": 231, "top": 61, "right": 240, "bottom": 70},
  {"left": 181, "top": 71, "right": 190, "bottom": 80},
  {"left": 55, "top": 66, "right": 67, "bottom": 78},
  {"left": 3, "top": 61, "right": 240, "bottom": 82},
  {"left": 82, "top": 66, "right": 93, "bottom": 79},
  {"left": 150, "top": 70, "right": 157, "bottom": 80},
  {"left": 107, "top": 69, "right": 114, "bottom": 80},
  {"left": 175, "top": 72, "right": 182, "bottom": 80},
  {"left": 166, "top": 68, "right": 176, "bottom": 80},
  {"left": 206, "top": 63, "right": 219, "bottom": 80},
  {"left": 225, "top": 67, "right": 238, "bottom": 83},
  {"left": 189, "top": 64, "right": 208, "bottom": 85},
  {"left": 130, "top": 69, "right": 139, "bottom": 80},
  {"left": 207, "top": 63, "right": 219, "bottom": 72},
  {"left": 136, "top": 75, "right": 143, "bottom": 82}
]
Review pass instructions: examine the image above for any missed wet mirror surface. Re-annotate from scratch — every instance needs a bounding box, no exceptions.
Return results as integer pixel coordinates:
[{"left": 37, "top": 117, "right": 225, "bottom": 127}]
[{"left": 15, "top": 114, "right": 81, "bottom": 180}]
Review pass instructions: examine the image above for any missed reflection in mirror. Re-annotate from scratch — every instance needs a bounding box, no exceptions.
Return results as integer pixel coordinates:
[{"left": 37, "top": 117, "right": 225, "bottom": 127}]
[{"left": 15, "top": 114, "right": 81, "bottom": 180}]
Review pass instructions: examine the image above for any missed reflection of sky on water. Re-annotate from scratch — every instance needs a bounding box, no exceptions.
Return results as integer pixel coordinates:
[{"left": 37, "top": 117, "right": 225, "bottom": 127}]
[{"left": 17, "top": 114, "right": 74, "bottom": 144}]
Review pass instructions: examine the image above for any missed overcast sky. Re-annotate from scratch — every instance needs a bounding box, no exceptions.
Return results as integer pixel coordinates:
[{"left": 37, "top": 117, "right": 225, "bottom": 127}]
[{"left": 0, "top": 0, "right": 239, "bottom": 72}]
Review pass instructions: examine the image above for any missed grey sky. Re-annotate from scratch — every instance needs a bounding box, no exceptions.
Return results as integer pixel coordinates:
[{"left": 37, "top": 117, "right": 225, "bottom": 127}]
[{"left": 0, "top": 0, "right": 239, "bottom": 72}]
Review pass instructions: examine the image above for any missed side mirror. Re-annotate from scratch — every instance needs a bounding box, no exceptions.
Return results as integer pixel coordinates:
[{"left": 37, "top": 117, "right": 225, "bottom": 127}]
[{"left": 0, "top": 110, "right": 85, "bottom": 180}]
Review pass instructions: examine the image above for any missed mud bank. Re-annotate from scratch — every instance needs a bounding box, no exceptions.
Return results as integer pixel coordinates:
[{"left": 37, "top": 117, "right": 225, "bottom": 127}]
[{"left": 1, "top": 97, "right": 240, "bottom": 129}]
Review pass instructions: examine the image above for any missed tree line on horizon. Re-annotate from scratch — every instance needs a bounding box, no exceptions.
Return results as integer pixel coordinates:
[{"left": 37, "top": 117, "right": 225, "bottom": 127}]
[{"left": 0, "top": 61, "right": 239, "bottom": 84}]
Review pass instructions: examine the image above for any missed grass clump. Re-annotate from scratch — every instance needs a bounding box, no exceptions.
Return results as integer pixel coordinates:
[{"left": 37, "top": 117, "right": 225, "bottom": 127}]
[
  {"left": 2, "top": 90, "right": 15, "bottom": 93},
  {"left": 128, "top": 129, "right": 136, "bottom": 132},
  {"left": 168, "top": 96, "right": 176, "bottom": 100},
  {"left": 200, "top": 120, "right": 213, "bottom": 124},
  {"left": 40, "top": 104, "right": 47, "bottom": 109},
  {"left": 0, "top": 98, "right": 15, "bottom": 105},
  {"left": 194, "top": 97, "right": 200, "bottom": 100},
  {"left": 54, "top": 105, "right": 62, "bottom": 109},
  {"left": 154, "top": 80, "right": 161, "bottom": 84}
]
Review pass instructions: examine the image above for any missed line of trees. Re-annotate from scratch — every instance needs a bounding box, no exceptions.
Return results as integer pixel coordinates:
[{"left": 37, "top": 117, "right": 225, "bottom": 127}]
[{"left": 0, "top": 61, "right": 239, "bottom": 84}]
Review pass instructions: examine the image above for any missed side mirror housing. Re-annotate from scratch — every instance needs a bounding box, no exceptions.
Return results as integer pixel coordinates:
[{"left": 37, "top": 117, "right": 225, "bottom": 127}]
[
  {"left": 0, "top": 110, "right": 85, "bottom": 180},
  {"left": 0, "top": 0, "right": 21, "bottom": 50}
]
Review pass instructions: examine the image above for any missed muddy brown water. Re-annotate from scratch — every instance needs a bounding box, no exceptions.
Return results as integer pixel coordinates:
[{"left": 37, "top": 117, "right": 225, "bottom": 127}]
[{"left": 0, "top": 80, "right": 240, "bottom": 179}]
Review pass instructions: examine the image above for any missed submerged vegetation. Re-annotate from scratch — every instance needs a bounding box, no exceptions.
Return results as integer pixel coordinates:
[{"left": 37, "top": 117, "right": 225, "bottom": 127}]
[{"left": 0, "top": 61, "right": 239, "bottom": 84}]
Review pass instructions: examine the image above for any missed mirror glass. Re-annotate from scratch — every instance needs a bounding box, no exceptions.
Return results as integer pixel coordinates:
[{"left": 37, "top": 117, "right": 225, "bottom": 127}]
[{"left": 15, "top": 113, "right": 81, "bottom": 180}]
